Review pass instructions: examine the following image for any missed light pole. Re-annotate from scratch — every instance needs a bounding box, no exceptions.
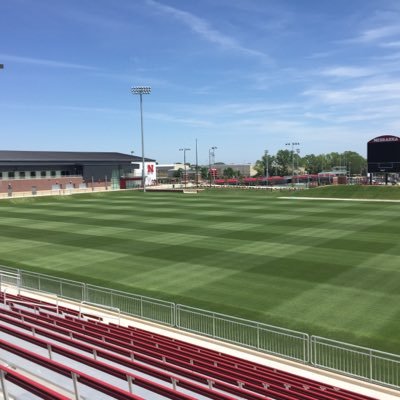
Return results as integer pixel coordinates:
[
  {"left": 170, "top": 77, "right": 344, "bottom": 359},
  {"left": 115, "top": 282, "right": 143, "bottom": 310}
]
[
  {"left": 285, "top": 142, "right": 299, "bottom": 184},
  {"left": 179, "top": 148, "right": 190, "bottom": 188},
  {"left": 195, "top": 138, "right": 199, "bottom": 188},
  {"left": 264, "top": 150, "right": 269, "bottom": 185},
  {"left": 131, "top": 86, "right": 151, "bottom": 192},
  {"left": 209, "top": 146, "right": 217, "bottom": 187}
]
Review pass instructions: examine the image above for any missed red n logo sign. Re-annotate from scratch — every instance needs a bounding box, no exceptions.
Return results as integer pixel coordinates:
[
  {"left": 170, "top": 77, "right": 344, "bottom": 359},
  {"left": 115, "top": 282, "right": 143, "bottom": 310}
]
[{"left": 147, "top": 164, "right": 154, "bottom": 173}]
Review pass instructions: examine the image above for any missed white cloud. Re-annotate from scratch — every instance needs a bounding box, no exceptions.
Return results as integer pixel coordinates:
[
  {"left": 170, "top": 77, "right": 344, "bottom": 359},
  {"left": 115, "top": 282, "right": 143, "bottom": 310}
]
[
  {"left": 320, "top": 66, "right": 376, "bottom": 78},
  {"left": 307, "top": 51, "right": 338, "bottom": 59},
  {"left": 0, "top": 102, "right": 130, "bottom": 115},
  {"left": 381, "top": 41, "right": 400, "bottom": 48},
  {"left": 377, "top": 52, "right": 400, "bottom": 61},
  {"left": 0, "top": 54, "right": 97, "bottom": 70},
  {"left": 145, "top": 0, "right": 271, "bottom": 61},
  {"left": 347, "top": 25, "right": 400, "bottom": 44},
  {"left": 148, "top": 112, "right": 215, "bottom": 128},
  {"left": 304, "top": 80, "right": 400, "bottom": 105}
]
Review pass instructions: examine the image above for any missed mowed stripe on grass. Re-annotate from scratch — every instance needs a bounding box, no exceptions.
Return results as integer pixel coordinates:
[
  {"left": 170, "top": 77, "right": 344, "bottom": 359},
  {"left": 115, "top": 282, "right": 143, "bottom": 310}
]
[{"left": 0, "top": 190, "right": 399, "bottom": 353}]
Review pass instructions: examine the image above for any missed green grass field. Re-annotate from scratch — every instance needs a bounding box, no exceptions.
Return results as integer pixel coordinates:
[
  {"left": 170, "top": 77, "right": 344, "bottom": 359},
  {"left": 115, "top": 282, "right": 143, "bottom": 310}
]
[{"left": 1, "top": 187, "right": 399, "bottom": 354}]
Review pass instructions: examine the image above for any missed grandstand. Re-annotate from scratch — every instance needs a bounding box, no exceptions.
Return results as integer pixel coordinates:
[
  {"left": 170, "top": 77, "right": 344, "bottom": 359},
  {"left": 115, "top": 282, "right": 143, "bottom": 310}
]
[{"left": 1, "top": 270, "right": 398, "bottom": 400}]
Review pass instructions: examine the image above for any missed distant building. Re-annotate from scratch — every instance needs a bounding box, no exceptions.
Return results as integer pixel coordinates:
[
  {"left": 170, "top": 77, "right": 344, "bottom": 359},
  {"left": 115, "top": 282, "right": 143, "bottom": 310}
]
[
  {"left": 156, "top": 163, "right": 193, "bottom": 179},
  {"left": 212, "top": 163, "right": 257, "bottom": 177},
  {"left": 318, "top": 166, "right": 347, "bottom": 176},
  {"left": 156, "top": 164, "right": 177, "bottom": 178},
  {"left": 0, "top": 150, "right": 155, "bottom": 193}
]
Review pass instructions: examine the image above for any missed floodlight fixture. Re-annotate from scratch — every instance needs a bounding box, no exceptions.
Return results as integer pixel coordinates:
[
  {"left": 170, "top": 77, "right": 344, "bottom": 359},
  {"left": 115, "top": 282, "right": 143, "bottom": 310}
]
[{"left": 131, "top": 86, "right": 151, "bottom": 95}]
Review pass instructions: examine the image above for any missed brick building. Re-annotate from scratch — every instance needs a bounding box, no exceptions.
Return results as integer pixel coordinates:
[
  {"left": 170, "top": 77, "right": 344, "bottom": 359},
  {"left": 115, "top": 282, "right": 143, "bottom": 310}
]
[{"left": 0, "top": 150, "right": 154, "bottom": 193}]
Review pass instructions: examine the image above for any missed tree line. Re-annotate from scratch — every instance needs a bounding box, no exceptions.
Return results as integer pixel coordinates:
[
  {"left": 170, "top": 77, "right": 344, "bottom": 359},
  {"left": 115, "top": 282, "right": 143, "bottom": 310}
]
[
  {"left": 254, "top": 150, "right": 367, "bottom": 177},
  {"left": 173, "top": 150, "right": 367, "bottom": 179}
]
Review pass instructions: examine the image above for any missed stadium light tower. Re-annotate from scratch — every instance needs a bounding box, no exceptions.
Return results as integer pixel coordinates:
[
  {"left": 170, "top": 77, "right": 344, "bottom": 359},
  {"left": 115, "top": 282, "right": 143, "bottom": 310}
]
[
  {"left": 131, "top": 86, "right": 151, "bottom": 192},
  {"left": 179, "top": 147, "right": 191, "bottom": 188},
  {"left": 209, "top": 146, "right": 217, "bottom": 187},
  {"left": 285, "top": 142, "right": 300, "bottom": 182}
]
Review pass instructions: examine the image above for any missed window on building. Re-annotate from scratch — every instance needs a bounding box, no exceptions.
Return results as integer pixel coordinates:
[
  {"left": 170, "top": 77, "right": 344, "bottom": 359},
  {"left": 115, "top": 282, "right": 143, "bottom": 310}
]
[
  {"left": 0, "top": 172, "right": 2, "bottom": 179},
  {"left": 41, "top": 171, "right": 46, "bottom": 177},
  {"left": 30, "top": 171, "right": 36, "bottom": 178},
  {"left": 51, "top": 170, "right": 56, "bottom": 177},
  {"left": 20, "top": 171, "right": 26, "bottom": 179},
  {"left": 8, "top": 171, "right": 15, "bottom": 179}
]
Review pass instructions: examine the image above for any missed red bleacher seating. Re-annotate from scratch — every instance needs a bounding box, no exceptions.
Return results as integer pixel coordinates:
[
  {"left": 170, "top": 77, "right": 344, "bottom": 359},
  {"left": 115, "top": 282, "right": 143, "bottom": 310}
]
[
  {"left": 0, "top": 291, "right": 378, "bottom": 400},
  {"left": 0, "top": 364, "right": 70, "bottom": 400}
]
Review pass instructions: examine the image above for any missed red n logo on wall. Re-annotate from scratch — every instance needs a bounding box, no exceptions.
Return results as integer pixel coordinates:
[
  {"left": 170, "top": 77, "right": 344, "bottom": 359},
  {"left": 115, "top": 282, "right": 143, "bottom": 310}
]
[{"left": 147, "top": 164, "right": 154, "bottom": 173}]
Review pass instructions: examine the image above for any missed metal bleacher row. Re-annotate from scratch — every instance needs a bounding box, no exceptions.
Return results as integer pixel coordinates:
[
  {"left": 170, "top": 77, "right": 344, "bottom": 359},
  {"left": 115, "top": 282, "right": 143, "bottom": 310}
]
[{"left": 0, "top": 291, "right": 377, "bottom": 400}]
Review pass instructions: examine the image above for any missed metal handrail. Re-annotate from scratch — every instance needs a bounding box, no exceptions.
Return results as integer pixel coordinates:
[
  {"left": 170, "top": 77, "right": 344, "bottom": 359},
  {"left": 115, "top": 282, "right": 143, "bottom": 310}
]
[{"left": 1, "top": 265, "right": 399, "bottom": 389}]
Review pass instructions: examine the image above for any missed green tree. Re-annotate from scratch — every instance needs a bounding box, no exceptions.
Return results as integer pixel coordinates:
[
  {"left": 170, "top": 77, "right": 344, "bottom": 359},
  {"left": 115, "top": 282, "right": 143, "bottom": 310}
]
[
  {"left": 255, "top": 149, "right": 366, "bottom": 177},
  {"left": 342, "top": 151, "right": 367, "bottom": 175},
  {"left": 200, "top": 166, "right": 208, "bottom": 179},
  {"left": 172, "top": 168, "right": 183, "bottom": 178},
  {"left": 223, "top": 167, "right": 236, "bottom": 178},
  {"left": 254, "top": 153, "right": 276, "bottom": 176},
  {"left": 302, "top": 154, "right": 321, "bottom": 174},
  {"left": 275, "top": 149, "right": 291, "bottom": 175}
]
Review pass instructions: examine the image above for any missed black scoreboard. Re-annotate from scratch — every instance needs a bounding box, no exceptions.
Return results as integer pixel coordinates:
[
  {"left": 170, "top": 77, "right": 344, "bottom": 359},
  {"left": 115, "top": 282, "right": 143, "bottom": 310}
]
[{"left": 367, "top": 135, "right": 400, "bottom": 173}]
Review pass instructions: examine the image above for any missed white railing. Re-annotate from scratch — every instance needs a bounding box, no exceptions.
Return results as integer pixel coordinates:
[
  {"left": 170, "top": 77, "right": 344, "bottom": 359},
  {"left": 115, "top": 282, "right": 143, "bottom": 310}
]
[
  {"left": 176, "top": 304, "right": 309, "bottom": 362},
  {"left": 1, "top": 265, "right": 399, "bottom": 389},
  {"left": 0, "top": 271, "right": 20, "bottom": 290},
  {"left": 311, "top": 336, "right": 400, "bottom": 388},
  {"left": 85, "top": 284, "right": 175, "bottom": 326},
  {"left": 80, "top": 301, "right": 121, "bottom": 325}
]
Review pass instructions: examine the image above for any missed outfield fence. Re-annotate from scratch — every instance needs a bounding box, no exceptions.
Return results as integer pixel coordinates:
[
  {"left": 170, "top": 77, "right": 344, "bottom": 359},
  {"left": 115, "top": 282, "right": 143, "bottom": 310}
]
[{"left": 1, "top": 265, "right": 399, "bottom": 389}]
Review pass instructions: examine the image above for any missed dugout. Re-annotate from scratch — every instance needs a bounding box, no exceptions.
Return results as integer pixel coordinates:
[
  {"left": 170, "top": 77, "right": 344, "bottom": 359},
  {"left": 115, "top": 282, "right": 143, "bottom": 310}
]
[{"left": 367, "top": 135, "right": 400, "bottom": 184}]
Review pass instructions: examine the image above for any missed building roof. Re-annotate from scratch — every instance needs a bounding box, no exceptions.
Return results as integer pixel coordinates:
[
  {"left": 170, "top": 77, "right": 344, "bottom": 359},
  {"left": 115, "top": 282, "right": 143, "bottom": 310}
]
[{"left": 0, "top": 150, "right": 154, "bottom": 163}]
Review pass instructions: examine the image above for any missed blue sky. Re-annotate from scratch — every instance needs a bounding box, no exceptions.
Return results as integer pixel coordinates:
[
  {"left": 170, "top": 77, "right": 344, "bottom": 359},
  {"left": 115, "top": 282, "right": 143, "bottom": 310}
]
[{"left": 1, "top": 0, "right": 400, "bottom": 164}]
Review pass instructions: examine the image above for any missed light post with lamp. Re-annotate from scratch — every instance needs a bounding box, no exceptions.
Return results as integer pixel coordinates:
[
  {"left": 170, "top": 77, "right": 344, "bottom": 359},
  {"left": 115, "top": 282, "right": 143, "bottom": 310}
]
[
  {"left": 285, "top": 142, "right": 300, "bottom": 185},
  {"left": 209, "top": 146, "right": 217, "bottom": 187},
  {"left": 131, "top": 86, "right": 151, "bottom": 192},
  {"left": 179, "top": 148, "right": 191, "bottom": 188},
  {"left": 264, "top": 149, "right": 269, "bottom": 186}
]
